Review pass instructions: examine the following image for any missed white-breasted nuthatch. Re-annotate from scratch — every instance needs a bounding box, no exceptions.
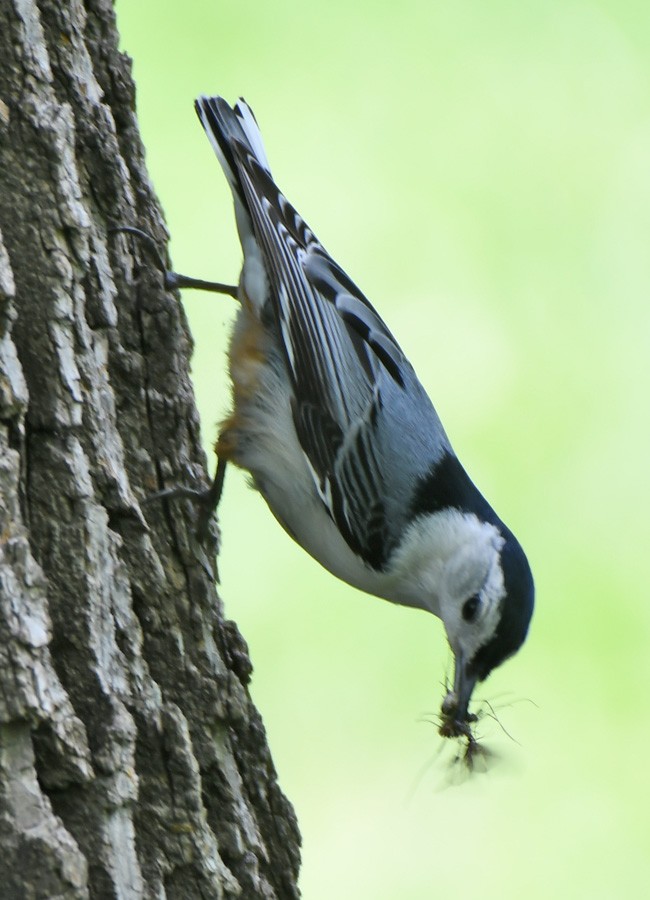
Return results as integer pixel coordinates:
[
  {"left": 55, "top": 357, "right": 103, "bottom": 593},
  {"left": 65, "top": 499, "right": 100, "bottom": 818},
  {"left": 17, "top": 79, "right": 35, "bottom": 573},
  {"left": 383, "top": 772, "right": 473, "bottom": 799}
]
[{"left": 187, "top": 95, "right": 534, "bottom": 743}]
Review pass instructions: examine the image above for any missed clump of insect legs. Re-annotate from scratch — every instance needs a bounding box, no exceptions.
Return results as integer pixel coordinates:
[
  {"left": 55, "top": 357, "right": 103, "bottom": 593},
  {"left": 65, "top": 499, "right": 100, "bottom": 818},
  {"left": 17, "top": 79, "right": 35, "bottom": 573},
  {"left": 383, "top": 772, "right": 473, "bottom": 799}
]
[{"left": 437, "top": 683, "right": 491, "bottom": 772}]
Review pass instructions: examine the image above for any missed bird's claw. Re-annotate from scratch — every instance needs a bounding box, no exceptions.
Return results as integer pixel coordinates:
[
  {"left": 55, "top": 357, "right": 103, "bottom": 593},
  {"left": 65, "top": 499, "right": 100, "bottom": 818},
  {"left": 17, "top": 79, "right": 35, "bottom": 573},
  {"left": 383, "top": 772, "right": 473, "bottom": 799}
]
[
  {"left": 110, "top": 225, "right": 238, "bottom": 296},
  {"left": 144, "top": 459, "right": 226, "bottom": 545}
]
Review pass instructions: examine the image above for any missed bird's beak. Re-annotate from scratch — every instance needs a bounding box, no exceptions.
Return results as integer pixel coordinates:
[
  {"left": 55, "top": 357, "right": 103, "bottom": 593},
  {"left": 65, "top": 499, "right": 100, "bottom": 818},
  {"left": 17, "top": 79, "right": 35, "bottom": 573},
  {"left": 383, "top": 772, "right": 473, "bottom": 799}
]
[
  {"left": 452, "top": 652, "right": 478, "bottom": 721},
  {"left": 440, "top": 651, "right": 478, "bottom": 734}
]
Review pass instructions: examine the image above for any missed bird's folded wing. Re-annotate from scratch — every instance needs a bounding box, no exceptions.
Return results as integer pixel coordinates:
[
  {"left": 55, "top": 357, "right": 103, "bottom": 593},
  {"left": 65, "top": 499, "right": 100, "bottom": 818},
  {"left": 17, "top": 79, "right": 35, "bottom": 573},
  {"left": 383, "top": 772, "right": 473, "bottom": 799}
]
[{"left": 232, "top": 138, "right": 433, "bottom": 569}]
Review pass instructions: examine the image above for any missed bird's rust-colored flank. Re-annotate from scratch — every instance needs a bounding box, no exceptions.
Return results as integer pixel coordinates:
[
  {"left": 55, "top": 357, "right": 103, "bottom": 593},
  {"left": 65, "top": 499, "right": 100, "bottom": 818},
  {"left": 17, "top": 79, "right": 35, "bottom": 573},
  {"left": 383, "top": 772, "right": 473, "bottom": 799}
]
[{"left": 216, "top": 290, "right": 267, "bottom": 463}]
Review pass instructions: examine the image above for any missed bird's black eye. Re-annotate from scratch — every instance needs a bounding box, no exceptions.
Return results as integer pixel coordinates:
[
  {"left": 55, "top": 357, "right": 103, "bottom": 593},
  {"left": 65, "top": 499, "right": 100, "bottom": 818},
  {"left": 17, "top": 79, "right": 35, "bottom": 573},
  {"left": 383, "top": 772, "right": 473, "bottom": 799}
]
[{"left": 462, "top": 594, "right": 481, "bottom": 622}]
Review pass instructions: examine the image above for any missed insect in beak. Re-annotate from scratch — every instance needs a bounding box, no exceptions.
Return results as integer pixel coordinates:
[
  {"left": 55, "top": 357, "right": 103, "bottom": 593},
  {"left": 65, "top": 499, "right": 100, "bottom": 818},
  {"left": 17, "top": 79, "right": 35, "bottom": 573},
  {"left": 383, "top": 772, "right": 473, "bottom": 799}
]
[{"left": 439, "top": 652, "right": 478, "bottom": 740}]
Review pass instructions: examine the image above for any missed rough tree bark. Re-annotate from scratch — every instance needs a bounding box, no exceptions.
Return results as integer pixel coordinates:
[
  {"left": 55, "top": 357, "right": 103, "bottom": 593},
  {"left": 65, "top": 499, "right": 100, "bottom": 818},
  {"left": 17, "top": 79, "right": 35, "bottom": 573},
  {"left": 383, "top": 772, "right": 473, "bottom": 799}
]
[{"left": 0, "top": 1, "right": 301, "bottom": 897}]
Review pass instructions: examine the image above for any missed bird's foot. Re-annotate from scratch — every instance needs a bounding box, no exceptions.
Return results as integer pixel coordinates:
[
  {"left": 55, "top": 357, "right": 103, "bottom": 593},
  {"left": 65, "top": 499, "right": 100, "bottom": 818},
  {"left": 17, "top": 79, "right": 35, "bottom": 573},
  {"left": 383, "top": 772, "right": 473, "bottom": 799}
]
[
  {"left": 110, "top": 225, "right": 238, "bottom": 296},
  {"left": 144, "top": 459, "right": 227, "bottom": 546}
]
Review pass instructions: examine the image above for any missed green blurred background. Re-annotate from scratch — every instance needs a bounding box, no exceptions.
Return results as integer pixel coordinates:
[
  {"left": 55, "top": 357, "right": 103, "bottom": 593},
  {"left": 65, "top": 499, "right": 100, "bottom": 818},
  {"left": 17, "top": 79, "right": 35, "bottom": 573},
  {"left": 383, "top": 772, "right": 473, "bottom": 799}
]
[{"left": 115, "top": 2, "right": 649, "bottom": 897}]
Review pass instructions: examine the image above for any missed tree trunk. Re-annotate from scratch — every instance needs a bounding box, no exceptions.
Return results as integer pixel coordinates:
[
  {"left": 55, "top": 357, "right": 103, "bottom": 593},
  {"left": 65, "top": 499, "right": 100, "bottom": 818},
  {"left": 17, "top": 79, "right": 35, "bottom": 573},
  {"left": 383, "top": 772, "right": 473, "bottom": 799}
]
[{"left": 0, "top": 1, "right": 300, "bottom": 897}]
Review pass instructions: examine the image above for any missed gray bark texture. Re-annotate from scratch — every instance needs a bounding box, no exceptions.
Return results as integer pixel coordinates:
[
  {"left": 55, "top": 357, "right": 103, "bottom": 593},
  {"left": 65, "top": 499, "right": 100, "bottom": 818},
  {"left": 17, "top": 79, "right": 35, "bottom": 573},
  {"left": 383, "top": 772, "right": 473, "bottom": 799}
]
[{"left": 0, "top": 1, "right": 301, "bottom": 897}]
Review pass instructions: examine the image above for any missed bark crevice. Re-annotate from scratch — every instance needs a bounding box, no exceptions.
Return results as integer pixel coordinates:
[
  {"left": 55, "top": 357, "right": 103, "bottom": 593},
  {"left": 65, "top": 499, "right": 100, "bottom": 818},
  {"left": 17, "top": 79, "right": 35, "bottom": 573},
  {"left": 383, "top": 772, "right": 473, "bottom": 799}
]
[{"left": 0, "top": 2, "right": 300, "bottom": 897}]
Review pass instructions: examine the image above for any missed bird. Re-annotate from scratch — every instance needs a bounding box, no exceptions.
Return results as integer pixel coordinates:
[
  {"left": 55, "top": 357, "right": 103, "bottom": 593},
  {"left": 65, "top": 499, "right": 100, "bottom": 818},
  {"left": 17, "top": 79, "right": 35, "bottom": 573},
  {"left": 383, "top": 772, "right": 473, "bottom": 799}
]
[{"left": 183, "top": 94, "right": 534, "bottom": 742}]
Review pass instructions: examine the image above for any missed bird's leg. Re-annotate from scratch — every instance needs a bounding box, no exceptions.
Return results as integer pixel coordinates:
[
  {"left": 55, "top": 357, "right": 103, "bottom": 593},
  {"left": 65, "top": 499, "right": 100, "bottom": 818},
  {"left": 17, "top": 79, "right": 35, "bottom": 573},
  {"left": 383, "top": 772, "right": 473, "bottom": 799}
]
[
  {"left": 143, "top": 457, "right": 227, "bottom": 543},
  {"left": 111, "top": 226, "right": 235, "bottom": 541},
  {"left": 110, "top": 225, "right": 238, "bottom": 297},
  {"left": 196, "top": 456, "right": 227, "bottom": 541}
]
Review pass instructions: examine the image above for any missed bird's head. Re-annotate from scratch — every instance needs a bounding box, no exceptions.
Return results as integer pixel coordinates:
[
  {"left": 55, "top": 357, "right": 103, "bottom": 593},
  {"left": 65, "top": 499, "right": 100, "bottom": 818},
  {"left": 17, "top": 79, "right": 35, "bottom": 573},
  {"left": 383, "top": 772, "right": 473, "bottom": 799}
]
[{"left": 438, "top": 520, "right": 534, "bottom": 732}]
